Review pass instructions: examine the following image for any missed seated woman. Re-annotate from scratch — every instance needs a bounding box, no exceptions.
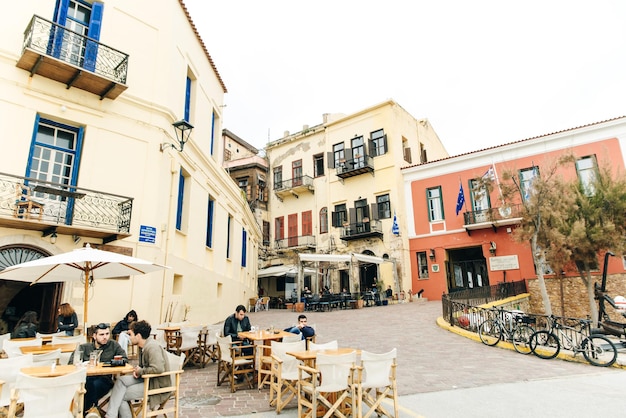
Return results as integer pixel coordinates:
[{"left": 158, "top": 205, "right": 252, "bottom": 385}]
[
  {"left": 12, "top": 311, "right": 38, "bottom": 338},
  {"left": 112, "top": 310, "right": 137, "bottom": 354}
]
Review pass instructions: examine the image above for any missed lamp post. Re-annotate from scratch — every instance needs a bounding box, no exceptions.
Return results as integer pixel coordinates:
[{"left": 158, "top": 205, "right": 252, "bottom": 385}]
[{"left": 160, "top": 120, "right": 194, "bottom": 152}]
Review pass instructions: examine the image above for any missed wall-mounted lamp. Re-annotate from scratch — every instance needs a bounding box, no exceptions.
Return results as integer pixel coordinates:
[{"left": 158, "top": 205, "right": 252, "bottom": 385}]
[
  {"left": 42, "top": 227, "right": 57, "bottom": 243},
  {"left": 489, "top": 241, "right": 497, "bottom": 255},
  {"left": 73, "top": 235, "right": 81, "bottom": 244},
  {"left": 49, "top": 232, "right": 57, "bottom": 244},
  {"left": 160, "top": 120, "right": 194, "bottom": 152},
  {"left": 429, "top": 249, "right": 436, "bottom": 261}
]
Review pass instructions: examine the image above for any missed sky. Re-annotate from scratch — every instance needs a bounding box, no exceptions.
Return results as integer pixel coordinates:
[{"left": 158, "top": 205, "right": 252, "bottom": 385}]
[{"left": 184, "top": 0, "right": 626, "bottom": 156}]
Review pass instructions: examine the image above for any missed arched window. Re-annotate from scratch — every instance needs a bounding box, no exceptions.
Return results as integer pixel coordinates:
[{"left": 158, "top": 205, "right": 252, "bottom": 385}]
[{"left": 319, "top": 207, "right": 328, "bottom": 234}]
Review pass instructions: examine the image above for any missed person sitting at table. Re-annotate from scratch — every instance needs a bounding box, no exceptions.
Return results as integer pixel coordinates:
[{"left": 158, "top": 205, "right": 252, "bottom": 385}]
[
  {"left": 69, "top": 322, "right": 127, "bottom": 414},
  {"left": 105, "top": 320, "right": 170, "bottom": 418},
  {"left": 223, "top": 305, "right": 253, "bottom": 356},
  {"left": 284, "top": 314, "right": 315, "bottom": 340},
  {"left": 57, "top": 303, "right": 78, "bottom": 336},
  {"left": 385, "top": 285, "right": 393, "bottom": 300},
  {"left": 11, "top": 310, "right": 38, "bottom": 338},
  {"left": 112, "top": 310, "right": 138, "bottom": 354}
]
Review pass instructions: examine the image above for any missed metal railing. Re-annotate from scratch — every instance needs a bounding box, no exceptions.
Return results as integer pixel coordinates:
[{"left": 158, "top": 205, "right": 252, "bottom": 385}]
[
  {"left": 336, "top": 155, "right": 374, "bottom": 175},
  {"left": 463, "top": 203, "right": 523, "bottom": 225},
  {"left": 22, "top": 15, "right": 128, "bottom": 84},
  {"left": 274, "top": 235, "right": 316, "bottom": 249},
  {"left": 340, "top": 220, "right": 382, "bottom": 238},
  {"left": 0, "top": 172, "right": 133, "bottom": 233},
  {"left": 273, "top": 175, "right": 313, "bottom": 191}
]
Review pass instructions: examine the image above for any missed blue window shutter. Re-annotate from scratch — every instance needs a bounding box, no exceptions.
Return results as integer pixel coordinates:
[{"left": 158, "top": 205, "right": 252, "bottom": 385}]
[
  {"left": 84, "top": 2, "right": 103, "bottom": 71},
  {"left": 184, "top": 77, "right": 191, "bottom": 122},
  {"left": 176, "top": 170, "right": 184, "bottom": 230},
  {"left": 226, "top": 216, "right": 231, "bottom": 258},
  {"left": 210, "top": 111, "right": 215, "bottom": 155},
  {"left": 53, "top": 0, "right": 69, "bottom": 24},
  {"left": 206, "top": 198, "right": 214, "bottom": 248},
  {"left": 241, "top": 229, "right": 247, "bottom": 267},
  {"left": 51, "top": 0, "right": 70, "bottom": 58}
]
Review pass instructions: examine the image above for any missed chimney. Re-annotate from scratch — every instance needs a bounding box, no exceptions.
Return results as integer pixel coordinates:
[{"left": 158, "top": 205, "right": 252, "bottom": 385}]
[
  {"left": 303, "top": 124, "right": 309, "bottom": 131},
  {"left": 283, "top": 130, "right": 290, "bottom": 137}
]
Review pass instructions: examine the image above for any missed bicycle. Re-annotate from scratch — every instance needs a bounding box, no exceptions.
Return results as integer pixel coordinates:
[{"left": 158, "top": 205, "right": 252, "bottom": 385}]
[
  {"left": 478, "top": 308, "right": 536, "bottom": 354},
  {"left": 529, "top": 315, "right": 618, "bottom": 367}
]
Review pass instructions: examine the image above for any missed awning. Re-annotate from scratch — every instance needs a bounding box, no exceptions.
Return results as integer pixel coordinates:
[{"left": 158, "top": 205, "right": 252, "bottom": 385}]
[
  {"left": 353, "top": 253, "right": 385, "bottom": 264},
  {"left": 258, "top": 264, "right": 315, "bottom": 278},
  {"left": 298, "top": 254, "right": 352, "bottom": 263}
]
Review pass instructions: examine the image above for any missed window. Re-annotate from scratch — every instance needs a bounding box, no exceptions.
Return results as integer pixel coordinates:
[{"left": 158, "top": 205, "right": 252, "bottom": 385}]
[
  {"left": 354, "top": 199, "right": 368, "bottom": 222},
  {"left": 288, "top": 213, "right": 298, "bottom": 246},
  {"left": 370, "top": 129, "right": 386, "bottom": 156},
  {"left": 302, "top": 211, "right": 312, "bottom": 236},
  {"left": 262, "top": 221, "right": 270, "bottom": 246},
  {"left": 275, "top": 216, "right": 284, "bottom": 240},
  {"left": 402, "top": 137, "right": 412, "bottom": 163},
  {"left": 417, "top": 252, "right": 429, "bottom": 279},
  {"left": 576, "top": 155, "right": 597, "bottom": 195},
  {"left": 175, "top": 169, "right": 187, "bottom": 231},
  {"left": 184, "top": 76, "right": 192, "bottom": 122},
  {"left": 469, "top": 178, "right": 490, "bottom": 216},
  {"left": 226, "top": 215, "right": 232, "bottom": 259},
  {"left": 376, "top": 194, "right": 391, "bottom": 219},
  {"left": 333, "top": 143, "right": 345, "bottom": 167},
  {"left": 52, "top": 0, "right": 103, "bottom": 71},
  {"left": 241, "top": 229, "right": 247, "bottom": 267},
  {"left": 210, "top": 110, "right": 216, "bottom": 155},
  {"left": 206, "top": 196, "right": 214, "bottom": 248},
  {"left": 351, "top": 136, "right": 365, "bottom": 168},
  {"left": 238, "top": 177, "right": 249, "bottom": 199},
  {"left": 319, "top": 207, "right": 328, "bottom": 234},
  {"left": 273, "top": 166, "right": 283, "bottom": 190},
  {"left": 314, "top": 154, "right": 325, "bottom": 177},
  {"left": 419, "top": 142, "right": 427, "bottom": 163},
  {"left": 332, "top": 204, "right": 347, "bottom": 227},
  {"left": 292, "top": 160, "right": 302, "bottom": 186},
  {"left": 426, "top": 187, "right": 444, "bottom": 221},
  {"left": 520, "top": 166, "right": 539, "bottom": 201}
]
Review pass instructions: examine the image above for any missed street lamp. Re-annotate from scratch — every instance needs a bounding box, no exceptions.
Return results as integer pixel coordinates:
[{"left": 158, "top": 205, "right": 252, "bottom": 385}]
[{"left": 160, "top": 120, "right": 194, "bottom": 152}]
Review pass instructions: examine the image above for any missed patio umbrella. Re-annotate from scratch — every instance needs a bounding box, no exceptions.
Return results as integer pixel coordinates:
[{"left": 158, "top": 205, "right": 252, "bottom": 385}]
[{"left": 0, "top": 243, "right": 168, "bottom": 332}]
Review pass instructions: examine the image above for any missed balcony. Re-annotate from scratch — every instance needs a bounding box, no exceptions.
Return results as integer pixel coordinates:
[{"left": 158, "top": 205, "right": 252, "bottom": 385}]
[
  {"left": 16, "top": 15, "right": 128, "bottom": 100},
  {"left": 463, "top": 204, "right": 523, "bottom": 233},
  {"left": 274, "top": 235, "right": 316, "bottom": 251},
  {"left": 340, "top": 220, "right": 383, "bottom": 241},
  {"left": 0, "top": 172, "right": 133, "bottom": 243},
  {"left": 336, "top": 155, "right": 374, "bottom": 179},
  {"left": 273, "top": 175, "right": 314, "bottom": 201}
]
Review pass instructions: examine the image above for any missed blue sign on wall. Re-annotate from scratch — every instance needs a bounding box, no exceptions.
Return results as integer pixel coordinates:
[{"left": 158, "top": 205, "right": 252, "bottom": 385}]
[{"left": 139, "top": 225, "right": 157, "bottom": 243}]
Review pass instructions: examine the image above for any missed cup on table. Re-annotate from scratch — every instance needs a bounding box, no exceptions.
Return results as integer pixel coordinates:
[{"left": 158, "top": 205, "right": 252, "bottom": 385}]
[{"left": 89, "top": 351, "right": 100, "bottom": 367}]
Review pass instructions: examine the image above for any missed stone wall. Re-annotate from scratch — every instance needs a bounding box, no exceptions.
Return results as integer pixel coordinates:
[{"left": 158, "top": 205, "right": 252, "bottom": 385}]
[{"left": 527, "top": 273, "right": 626, "bottom": 319}]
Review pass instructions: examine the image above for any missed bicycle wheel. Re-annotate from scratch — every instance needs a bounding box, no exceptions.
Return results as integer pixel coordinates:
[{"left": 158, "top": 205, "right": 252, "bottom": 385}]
[
  {"left": 582, "top": 335, "right": 617, "bottom": 367},
  {"left": 478, "top": 319, "right": 502, "bottom": 346},
  {"left": 529, "top": 330, "right": 560, "bottom": 359},
  {"left": 512, "top": 325, "right": 534, "bottom": 355}
]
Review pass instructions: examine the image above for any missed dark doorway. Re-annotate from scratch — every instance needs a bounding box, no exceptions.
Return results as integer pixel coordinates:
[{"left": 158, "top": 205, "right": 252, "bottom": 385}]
[
  {"left": 4, "top": 282, "right": 63, "bottom": 333},
  {"left": 447, "top": 247, "right": 489, "bottom": 293}
]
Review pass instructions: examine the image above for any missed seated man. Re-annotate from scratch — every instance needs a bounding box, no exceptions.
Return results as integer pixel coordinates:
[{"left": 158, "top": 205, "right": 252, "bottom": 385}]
[
  {"left": 223, "top": 305, "right": 253, "bottom": 356},
  {"left": 68, "top": 322, "right": 127, "bottom": 414},
  {"left": 284, "top": 314, "right": 315, "bottom": 340},
  {"left": 105, "top": 320, "right": 170, "bottom": 418}
]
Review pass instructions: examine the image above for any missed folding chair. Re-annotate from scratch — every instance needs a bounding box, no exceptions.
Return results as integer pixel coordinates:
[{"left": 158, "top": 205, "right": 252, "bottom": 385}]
[
  {"left": 3, "top": 338, "right": 42, "bottom": 358},
  {"left": 8, "top": 368, "right": 86, "bottom": 417},
  {"left": 0, "top": 354, "right": 34, "bottom": 408},
  {"left": 281, "top": 333, "right": 303, "bottom": 343},
  {"left": 308, "top": 340, "right": 338, "bottom": 351},
  {"left": 216, "top": 334, "right": 255, "bottom": 392},
  {"left": 269, "top": 339, "right": 306, "bottom": 414},
  {"left": 174, "top": 326, "right": 203, "bottom": 368},
  {"left": 32, "top": 348, "right": 62, "bottom": 364},
  {"left": 355, "top": 348, "right": 398, "bottom": 418},
  {"left": 297, "top": 351, "right": 357, "bottom": 418}
]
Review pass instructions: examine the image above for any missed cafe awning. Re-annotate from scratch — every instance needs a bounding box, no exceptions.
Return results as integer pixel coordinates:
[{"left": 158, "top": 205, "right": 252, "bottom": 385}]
[
  {"left": 257, "top": 264, "right": 315, "bottom": 278},
  {"left": 298, "top": 254, "right": 352, "bottom": 263}
]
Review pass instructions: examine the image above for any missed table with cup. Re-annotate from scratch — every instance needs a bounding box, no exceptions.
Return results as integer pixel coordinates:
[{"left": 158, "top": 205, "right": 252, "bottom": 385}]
[
  {"left": 238, "top": 325, "right": 294, "bottom": 388},
  {"left": 21, "top": 350, "right": 132, "bottom": 378}
]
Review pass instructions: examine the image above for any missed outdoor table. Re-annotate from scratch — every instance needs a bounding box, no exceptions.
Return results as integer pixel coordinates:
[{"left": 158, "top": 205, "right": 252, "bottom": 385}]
[
  {"left": 20, "top": 343, "right": 77, "bottom": 355},
  {"left": 10, "top": 336, "right": 53, "bottom": 344},
  {"left": 238, "top": 329, "right": 293, "bottom": 387},
  {"left": 21, "top": 363, "right": 134, "bottom": 378},
  {"left": 286, "top": 347, "right": 359, "bottom": 368}
]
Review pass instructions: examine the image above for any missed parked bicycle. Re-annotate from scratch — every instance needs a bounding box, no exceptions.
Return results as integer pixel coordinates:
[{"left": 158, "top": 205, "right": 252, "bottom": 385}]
[
  {"left": 529, "top": 315, "right": 618, "bottom": 367},
  {"left": 478, "top": 308, "right": 536, "bottom": 354}
]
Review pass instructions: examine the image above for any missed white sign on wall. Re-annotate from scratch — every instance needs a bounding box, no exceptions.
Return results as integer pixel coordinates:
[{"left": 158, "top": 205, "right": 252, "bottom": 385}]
[{"left": 489, "top": 255, "right": 520, "bottom": 271}]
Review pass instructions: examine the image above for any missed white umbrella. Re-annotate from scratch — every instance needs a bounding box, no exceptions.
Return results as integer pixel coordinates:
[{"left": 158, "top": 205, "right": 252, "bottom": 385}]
[{"left": 0, "top": 243, "right": 168, "bottom": 331}]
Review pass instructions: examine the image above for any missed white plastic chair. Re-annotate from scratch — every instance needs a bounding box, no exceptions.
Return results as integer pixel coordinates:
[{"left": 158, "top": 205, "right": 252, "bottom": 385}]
[
  {"left": 32, "top": 348, "right": 62, "bottom": 364},
  {"left": 0, "top": 354, "right": 34, "bottom": 407},
  {"left": 3, "top": 338, "right": 42, "bottom": 358},
  {"left": 297, "top": 351, "right": 357, "bottom": 418},
  {"left": 308, "top": 340, "right": 338, "bottom": 351},
  {"left": 356, "top": 348, "right": 399, "bottom": 418},
  {"left": 269, "top": 339, "right": 306, "bottom": 413},
  {"left": 8, "top": 367, "right": 87, "bottom": 417}
]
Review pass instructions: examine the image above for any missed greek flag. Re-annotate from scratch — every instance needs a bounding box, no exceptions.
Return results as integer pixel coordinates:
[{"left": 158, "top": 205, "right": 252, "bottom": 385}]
[
  {"left": 392, "top": 211, "right": 400, "bottom": 235},
  {"left": 455, "top": 183, "right": 465, "bottom": 215}
]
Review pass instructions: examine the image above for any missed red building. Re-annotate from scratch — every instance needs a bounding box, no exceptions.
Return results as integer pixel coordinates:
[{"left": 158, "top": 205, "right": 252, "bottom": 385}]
[{"left": 403, "top": 117, "right": 626, "bottom": 300}]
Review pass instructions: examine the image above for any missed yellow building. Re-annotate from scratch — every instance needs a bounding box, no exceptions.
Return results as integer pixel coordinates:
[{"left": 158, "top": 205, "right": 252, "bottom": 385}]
[
  {"left": 0, "top": 0, "right": 259, "bottom": 334},
  {"left": 263, "top": 100, "right": 448, "bottom": 300}
]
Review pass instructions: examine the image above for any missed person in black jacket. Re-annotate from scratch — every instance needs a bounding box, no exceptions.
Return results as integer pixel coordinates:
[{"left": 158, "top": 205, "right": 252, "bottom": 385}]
[
  {"left": 112, "top": 310, "right": 137, "bottom": 354},
  {"left": 57, "top": 303, "right": 78, "bottom": 336},
  {"left": 223, "top": 305, "right": 251, "bottom": 341},
  {"left": 12, "top": 311, "right": 38, "bottom": 338}
]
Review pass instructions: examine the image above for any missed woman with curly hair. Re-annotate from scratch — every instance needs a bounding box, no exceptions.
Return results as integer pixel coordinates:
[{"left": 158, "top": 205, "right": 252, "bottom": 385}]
[
  {"left": 57, "top": 302, "right": 78, "bottom": 336},
  {"left": 12, "top": 311, "right": 38, "bottom": 338}
]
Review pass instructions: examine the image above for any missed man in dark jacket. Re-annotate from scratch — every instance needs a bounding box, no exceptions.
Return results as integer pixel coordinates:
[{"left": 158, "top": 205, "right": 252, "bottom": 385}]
[
  {"left": 69, "top": 322, "right": 127, "bottom": 413},
  {"left": 223, "top": 305, "right": 251, "bottom": 341}
]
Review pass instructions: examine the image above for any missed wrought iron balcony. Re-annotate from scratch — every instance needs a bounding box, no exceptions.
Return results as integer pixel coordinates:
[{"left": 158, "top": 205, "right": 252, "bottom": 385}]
[
  {"left": 0, "top": 172, "right": 133, "bottom": 243},
  {"left": 273, "top": 175, "right": 314, "bottom": 200},
  {"left": 336, "top": 155, "right": 374, "bottom": 179},
  {"left": 274, "top": 235, "right": 316, "bottom": 250},
  {"left": 16, "top": 15, "right": 129, "bottom": 100},
  {"left": 340, "top": 220, "right": 383, "bottom": 241},
  {"left": 463, "top": 204, "right": 523, "bottom": 232}
]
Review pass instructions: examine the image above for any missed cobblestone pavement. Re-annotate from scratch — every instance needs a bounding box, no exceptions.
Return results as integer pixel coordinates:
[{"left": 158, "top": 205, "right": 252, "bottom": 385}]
[{"left": 176, "top": 300, "right": 618, "bottom": 417}]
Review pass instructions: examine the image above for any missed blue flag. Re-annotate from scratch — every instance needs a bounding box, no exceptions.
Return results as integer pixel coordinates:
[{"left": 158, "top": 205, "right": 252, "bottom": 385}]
[
  {"left": 455, "top": 183, "right": 465, "bottom": 215},
  {"left": 392, "top": 211, "right": 400, "bottom": 235}
]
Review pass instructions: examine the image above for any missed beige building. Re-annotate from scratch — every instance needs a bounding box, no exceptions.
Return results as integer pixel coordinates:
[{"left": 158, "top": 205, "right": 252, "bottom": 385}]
[
  {"left": 0, "top": 0, "right": 259, "bottom": 334},
  {"left": 263, "top": 100, "right": 448, "bottom": 300}
]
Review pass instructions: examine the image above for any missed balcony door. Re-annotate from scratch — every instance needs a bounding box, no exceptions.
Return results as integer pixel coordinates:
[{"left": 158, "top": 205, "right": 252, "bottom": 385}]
[{"left": 469, "top": 178, "right": 490, "bottom": 222}]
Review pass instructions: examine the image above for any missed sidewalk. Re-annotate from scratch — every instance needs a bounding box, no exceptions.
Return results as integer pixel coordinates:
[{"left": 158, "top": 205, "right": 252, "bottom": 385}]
[{"left": 177, "top": 301, "right": 620, "bottom": 417}]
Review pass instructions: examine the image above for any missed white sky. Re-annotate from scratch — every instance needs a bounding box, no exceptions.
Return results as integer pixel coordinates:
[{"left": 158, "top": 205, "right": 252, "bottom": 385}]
[{"left": 184, "top": 0, "right": 626, "bottom": 156}]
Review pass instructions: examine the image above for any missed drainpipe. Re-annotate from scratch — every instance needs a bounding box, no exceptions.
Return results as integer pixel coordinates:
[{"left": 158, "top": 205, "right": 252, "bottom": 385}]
[{"left": 159, "top": 158, "right": 178, "bottom": 322}]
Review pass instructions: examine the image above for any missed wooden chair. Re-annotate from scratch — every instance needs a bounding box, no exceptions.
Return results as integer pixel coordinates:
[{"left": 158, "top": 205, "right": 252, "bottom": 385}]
[
  {"left": 297, "top": 351, "right": 357, "bottom": 418},
  {"left": 202, "top": 325, "right": 221, "bottom": 364},
  {"left": 256, "top": 297, "right": 270, "bottom": 312},
  {"left": 355, "top": 348, "right": 398, "bottom": 418},
  {"left": 13, "top": 184, "right": 44, "bottom": 221},
  {"left": 269, "top": 339, "right": 306, "bottom": 414},
  {"left": 8, "top": 368, "right": 86, "bottom": 417},
  {"left": 32, "top": 348, "right": 62, "bottom": 365},
  {"left": 3, "top": 338, "right": 42, "bottom": 358},
  {"left": 128, "top": 351, "right": 185, "bottom": 418},
  {"left": 308, "top": 340, "right": 338, "bottom": 351},
  {"left": 216, "top": 334, "right": 255, "bottom": 392},
  {"left": 0, "top": 354, "right": 34, "bottom": 408},
  {"left": 175, "top": 326, "right": 203, "bottom": 368}
]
